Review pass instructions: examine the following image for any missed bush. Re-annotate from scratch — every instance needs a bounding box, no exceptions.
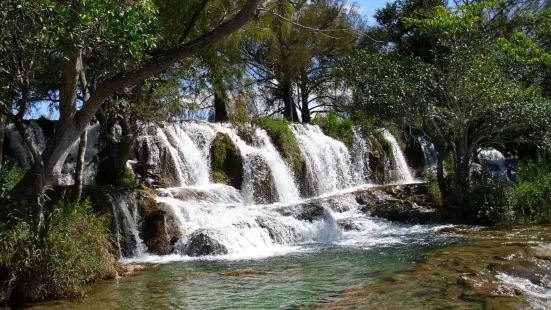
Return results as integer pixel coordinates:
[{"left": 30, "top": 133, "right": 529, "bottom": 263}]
[
  {"left": 0, "top": 162, "right": 27, "bottom": 200},
  {"left": 0, "top": 200, "right": 116, "bottom": 304},
  {"left": 423, "top": 171, "right": 443, "bottom": 208},
  {"left": 256, "top": 118, "right": 305, "bottom": 179},
  {"left": 116, "top": 167, "right": 135, "bottom": 188},
  {"left": 312, "top": 112, "right": 354, "bottom": 148},
  {"left": 469, "top": 157, "right": 551, "bottom": 225}
]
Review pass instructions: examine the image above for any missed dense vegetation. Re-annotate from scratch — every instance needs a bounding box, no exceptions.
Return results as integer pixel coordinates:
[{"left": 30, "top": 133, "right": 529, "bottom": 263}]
[{"left": 0, "top": 0, "right": 550, "bottom": 305}]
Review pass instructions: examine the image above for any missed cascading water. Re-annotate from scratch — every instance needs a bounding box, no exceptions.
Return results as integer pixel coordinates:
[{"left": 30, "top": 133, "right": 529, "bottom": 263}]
[
  {"left": 352, "top": 128, "right": 371, "bottom": 183},
  {"left": 213, "top": 124, "right": 300, "bottom": 204},
  {"left": 381, "top": 129, "right": 415, "bottom": 183},
  {"left": 3, "top": 119, "right": 424, "bottom": 263},
  {"left": 291, "top": 124, "right": 354, "bottom": 196},
  {"left": 417, "top": 135, "right": 437, "bottom": 169}
]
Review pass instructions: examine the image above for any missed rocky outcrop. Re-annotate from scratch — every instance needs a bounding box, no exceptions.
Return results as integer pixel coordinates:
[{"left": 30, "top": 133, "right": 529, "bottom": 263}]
[
  {"left": 181, "top": 230, "right": 228, "bottom": 256},
  {"left": 244, "top": 154, "right": 277, "bottom": 204},
  {"left": 353, "top": 183, "right": 437, "bottom": 224},
  {"left": 210, "top": 132, "right": 243, "bottom": 189},
  {"left": 141, "top": 201, "right": 181, "bottom": 255}
]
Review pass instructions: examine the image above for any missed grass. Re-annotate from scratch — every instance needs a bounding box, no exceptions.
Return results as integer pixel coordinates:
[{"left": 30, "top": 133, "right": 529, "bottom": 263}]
[
  {"left": 312, "top": 112, "right": 354, "bottom": 149},
  {"left": 0, "top": 199, "right": 116, "bottom": 305}
]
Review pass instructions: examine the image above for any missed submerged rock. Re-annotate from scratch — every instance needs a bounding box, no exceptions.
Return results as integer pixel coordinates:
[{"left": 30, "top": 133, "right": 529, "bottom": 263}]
[{"left": 181, "top": 230, "right": 228, "bottom": 257}]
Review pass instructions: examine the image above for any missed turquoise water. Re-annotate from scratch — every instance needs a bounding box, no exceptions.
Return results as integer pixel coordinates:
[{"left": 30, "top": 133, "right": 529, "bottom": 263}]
[{"left": 31, "top": 239, "right": 456, "bottom": 309}]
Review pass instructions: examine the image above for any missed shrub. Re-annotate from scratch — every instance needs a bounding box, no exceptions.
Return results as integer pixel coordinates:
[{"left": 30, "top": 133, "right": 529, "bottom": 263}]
[
  {"left": 256, "top": 118, "right": 305, "bottom": 179},
  {"left": 469, "top": 157, "right": 551, "bottom": 225},
  {"left": 116, "top": 167, "right": 136, "bottom": 188},
  {"left": 312, "top": 112, "right": 354, "bottom": 148},
  {"left": 0, "top": 200, "right": 116, "bottom": 304},
  {"left": 423, "top": 171, "right": 443, "bottom": 208},
  {"left": 0, "top": 161, "right": 27, "bottom": 200}
]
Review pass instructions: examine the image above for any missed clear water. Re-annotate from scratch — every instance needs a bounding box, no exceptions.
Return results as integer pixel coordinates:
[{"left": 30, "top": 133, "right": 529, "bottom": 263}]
[{"left": 30, "top": 233, "right": 458, "bottom": 310}]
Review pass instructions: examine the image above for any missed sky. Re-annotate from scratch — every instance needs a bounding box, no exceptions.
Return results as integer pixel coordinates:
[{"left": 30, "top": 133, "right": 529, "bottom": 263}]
[{"left": 355, "top": 0, "right": 390, "bottom": 24}]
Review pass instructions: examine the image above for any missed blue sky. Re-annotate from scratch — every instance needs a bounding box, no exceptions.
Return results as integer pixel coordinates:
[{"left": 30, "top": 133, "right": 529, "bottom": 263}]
[{"left": 354, "top": 0, "right": 390, "bottom": 23}]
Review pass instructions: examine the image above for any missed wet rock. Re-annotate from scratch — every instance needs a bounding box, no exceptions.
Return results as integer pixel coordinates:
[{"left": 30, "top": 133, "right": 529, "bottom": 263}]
[
  {"left": 210, "top": 132, "right": 243, "bottom": 189},
  {"left": 244, "top": 153, "right": 277, "bottom": 204},
  {"left": 141, "top": 201, "right": 182, "bottom": 255},
  {"left": 337, "top": 220, "right": 363, "bottom": 231},
  {"left": 182, "top": 230, "right": 228, "bottom": 256},
  {"left": 353, "top": 184, "right": 436, "bottom": 224},
  {"left": 256, "top": 217, "right": 297, "bottom": 243},
  {"left": 276, "top": 202, "right": 331, "bottom": 222}
]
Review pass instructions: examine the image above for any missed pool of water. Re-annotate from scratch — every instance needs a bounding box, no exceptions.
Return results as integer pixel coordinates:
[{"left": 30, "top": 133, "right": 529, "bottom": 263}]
[{"left": 28, "top": 226, "right": 551, "bottom": 310}]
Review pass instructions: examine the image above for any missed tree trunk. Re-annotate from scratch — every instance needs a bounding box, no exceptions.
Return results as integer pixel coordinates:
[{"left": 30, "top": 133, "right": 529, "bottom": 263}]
[
  {"left": 282, "top": 83, "right": 299, "bottom": 122},
  {"left": 214, "top": 92, "right": 229, "bottom": 122},
  {"left": 0, "top": 114, "right": 5, "bottom": 169},
  {"left": 73, "top": 127, "right": 87, "bottom": 201},
  {"left": 436, "top": 151, "right": 446, "bottom": 196},
  {"left": 299, "top": 76, "right": 310, "bottom": 123}
]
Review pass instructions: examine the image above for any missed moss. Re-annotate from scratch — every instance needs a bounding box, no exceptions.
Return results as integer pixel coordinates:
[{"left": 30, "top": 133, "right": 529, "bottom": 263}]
[
  {"left": 210, "top": 132, "right": 243, "bottom": 189},
  {"left": 256, "top": 118, "right": 306, "bottom": 180},
  {"left": 312, "top": 112, "right": 354, "bottom": 149},
  {"left": 424, "top": 171, "right": 443, "bottom": 208}
]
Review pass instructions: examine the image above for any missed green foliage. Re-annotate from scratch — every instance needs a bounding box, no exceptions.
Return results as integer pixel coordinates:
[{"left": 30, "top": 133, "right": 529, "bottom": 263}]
[
  {"left": 0, "top": 162, "right": 27, "bottom": 200},
  {"left": 116, "top": 167, "right": 135, "bottom": 189},
  {"left": 312, "top": 112, "right": 354, "bottom": 149},
  {"left": 423, "top": 171, "right": 443, "bottom": 208},
  {"left": 470, "top": 158, "right": 551, "bottom": 225},
  {"left": 256, "top": 118, "right": 305, "bottom": 179},
  {"left": 0, "top": 200, "right": 115, "bottom": 303}
]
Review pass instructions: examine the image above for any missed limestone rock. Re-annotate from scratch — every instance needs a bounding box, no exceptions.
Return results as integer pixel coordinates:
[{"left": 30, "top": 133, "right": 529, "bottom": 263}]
[{"left": 181, "top": 230, "right": 228, "bottom": 256}]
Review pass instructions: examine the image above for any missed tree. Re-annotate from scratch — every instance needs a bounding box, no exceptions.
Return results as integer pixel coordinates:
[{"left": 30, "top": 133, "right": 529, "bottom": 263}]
[
  {"left": 1, "top": 0, "right": 263, "bottom": 219},
  {"left": 245, "top": 0, "right": 361, "bottom": 122},
  {"left": 347, "top": 1, "right": 551, "bottom": 214}
]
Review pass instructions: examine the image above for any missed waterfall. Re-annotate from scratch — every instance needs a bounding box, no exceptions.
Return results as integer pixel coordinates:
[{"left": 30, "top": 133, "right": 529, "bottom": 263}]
[
  {"left": 291, "top": 124, "right": 354, "bottom": 196},
  {"left": 5, "top": 121, "right": 47, "bottom": 168},
  {"left": 58, "top": 123, "right": 102, "bottom": 185},
  {"left": 214, "top": 124, "right": 300, "bottom": 204},
  {"left": 352, "top": 128, "right": 371, "bottom": 184},
  {"left": 381, "top": 129, "right": 415, "bottom": 183},
  {"left": 417, "top": 135, "right": 437, "bottom": 169},
  {"left": 478, "top": 148, "right": 509, "bottom": 179},
  {"left": 108, "top": 190, "right": 147, "bottom": 258}
]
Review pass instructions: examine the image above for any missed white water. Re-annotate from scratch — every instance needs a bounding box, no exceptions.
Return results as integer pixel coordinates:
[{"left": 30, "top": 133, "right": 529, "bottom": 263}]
[
  {"left": 3, "top": 119, "right": 424, "bottom": 263},
  {"left": 352, "top": 128, "right": 371, "bottom": 183},
  {"left": 418, "top": 135, "right": 437, "bottom": 169},
  {"left": 478, "top": 148, "right": 509, "bottom": 179},
  {"left": 291, "top": 124, "right": 354, "bottom": 196},
  {"left": 381, "top": 129, "right": 415, "bottom": 183}
]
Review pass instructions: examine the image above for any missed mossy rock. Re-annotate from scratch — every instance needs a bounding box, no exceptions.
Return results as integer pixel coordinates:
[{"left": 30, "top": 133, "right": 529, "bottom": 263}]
[
  {"left": 210, "top": 132, "right": 243, "bottom": 189},
  {"left": 256, "top": 118, "right": 306, "bottom": 182}
]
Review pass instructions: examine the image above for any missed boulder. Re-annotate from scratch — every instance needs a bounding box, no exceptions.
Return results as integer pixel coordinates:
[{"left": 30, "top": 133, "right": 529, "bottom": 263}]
[
  {"left": 181, "top": 230, "right": 228, "bottom": 256},
  {"left": 244, "top": 154, "right": 277, "bottom": 204},
  {"left": 276, "top": 202, "right": 331, "bottom": 222},
  {"left": 141, "top": 201, "right": 182, "bottom": 255},
  {"left": 353, "top": 184, "right": 437, "bottom": 224},
  {"left": 210, "top": 132, "right": 243, "bottom": 190}
]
